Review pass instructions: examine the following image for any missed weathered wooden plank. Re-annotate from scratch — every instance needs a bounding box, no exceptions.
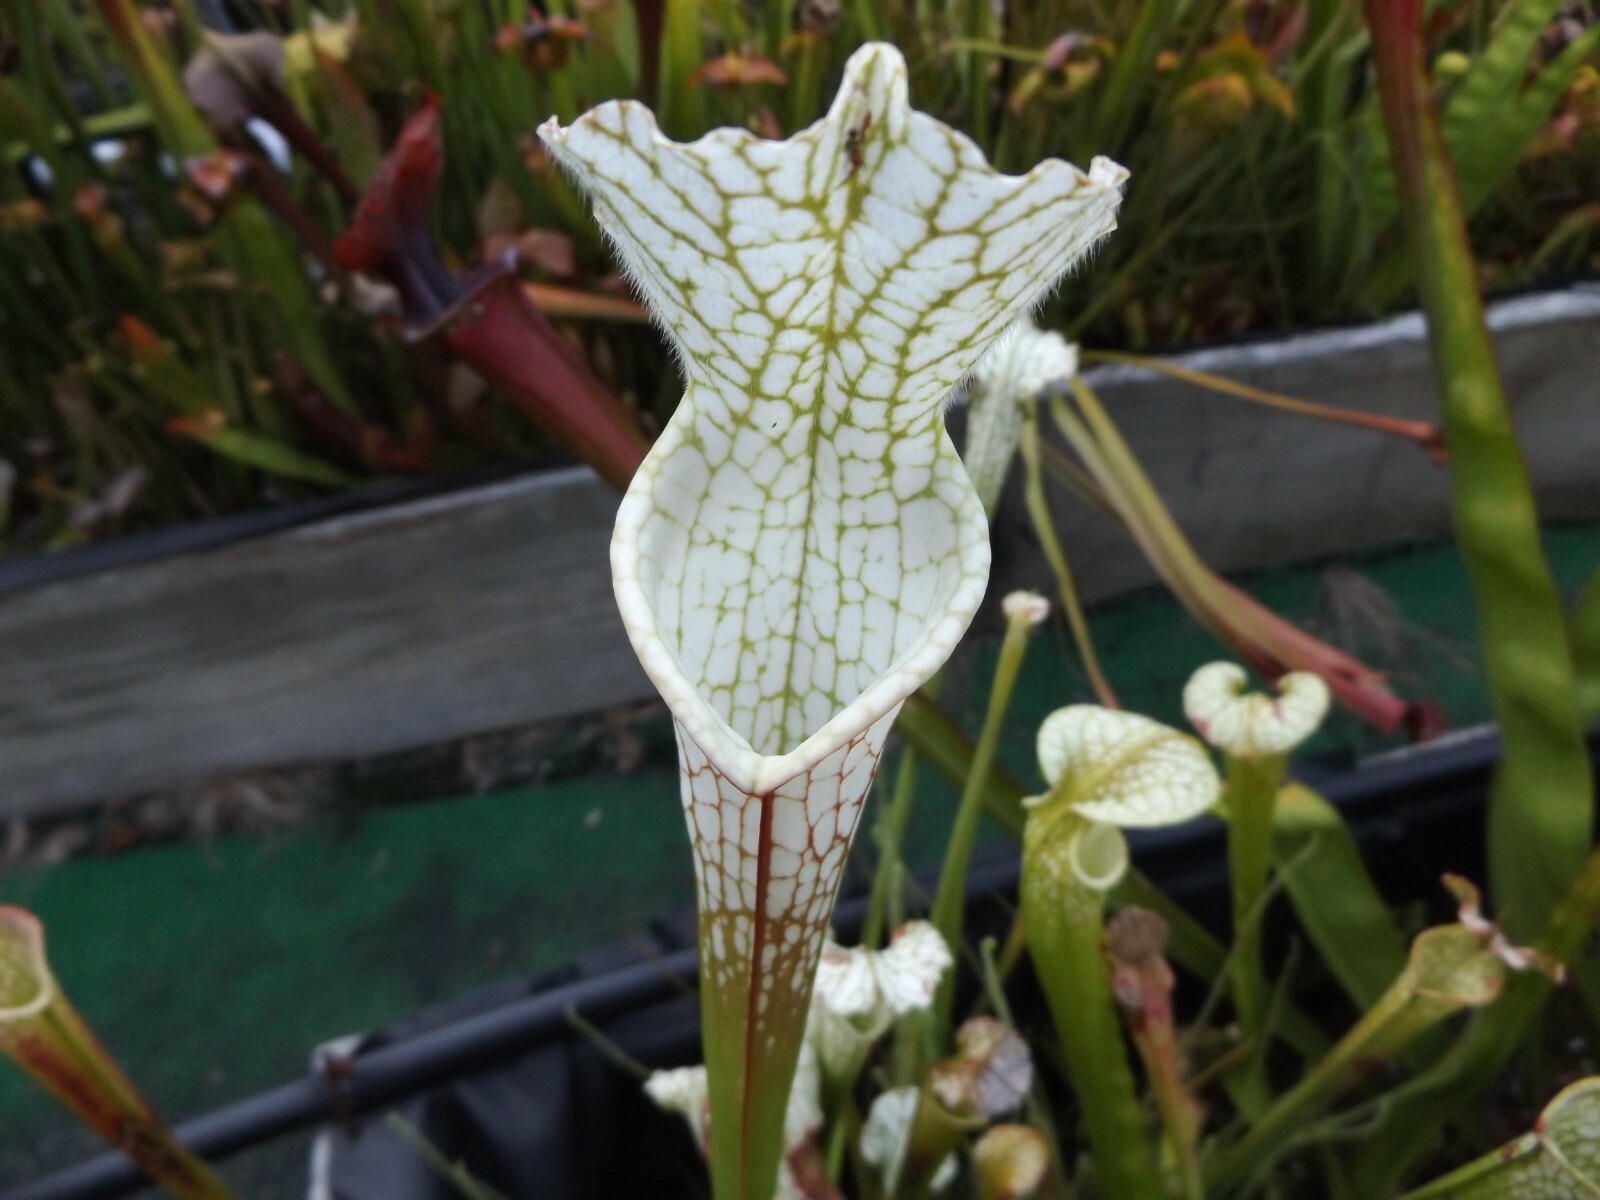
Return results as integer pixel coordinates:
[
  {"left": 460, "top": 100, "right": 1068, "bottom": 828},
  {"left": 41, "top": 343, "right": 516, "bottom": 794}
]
[
  {"left": 0, "top": 470, "right": 646, "bottom": 813},
  {"left": 2, "top": 288, "right": 1598, "bottom": 817}
]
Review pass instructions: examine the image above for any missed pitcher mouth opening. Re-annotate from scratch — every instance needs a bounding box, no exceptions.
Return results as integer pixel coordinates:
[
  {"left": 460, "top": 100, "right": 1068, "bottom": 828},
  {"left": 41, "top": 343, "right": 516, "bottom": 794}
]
[
  {"left": 0, "top": 909, "right": 54, "bottom": 1021},
  {"left": 611, "top": 434, "right": 990, "bottom": 796}
]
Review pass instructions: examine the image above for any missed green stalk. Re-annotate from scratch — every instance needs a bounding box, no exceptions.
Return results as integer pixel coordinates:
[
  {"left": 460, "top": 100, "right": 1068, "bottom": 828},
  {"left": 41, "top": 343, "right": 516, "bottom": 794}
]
[
  {"left": 786, "top": 33, "right": 829, "bottom": 138},
  {"left": 391, "top": 0, "right": 445, "bottom": 90},
  {"left": 1271, "top": 784, "right": 1413, "bottom": 1019},
  {"left": 1090, "top": 0, "right": 1175, "bottom": 152},
  {"left": 1022, "top": 808, "right": 1164, "bottom": 1200},
  {"left": 823, "top": 1097, "right": 861, "bottom": 1183},
  {"left": 1572, "top": 567, "right": 1600, "bottom": 725},
  {"left": 700, "top": 938, "right": 796, "bottom": 1200},
  {"left": 863, "top": 745, "right": 923, "bottom": 950},
  {"left": 1047, "top": 386, "right": 1213, "bottom": 620},
  {"left": 1365, "top": 0, "right": 1593, "bottom": 943},
  {"left": 928, "top": 602, "right": 1037, "bottom": 1032},
  {"left": 960, "top": 0, "right": 996, "bottom": 152},
  {"left": 896, "top": 691, "right": 1025, "bottom": 840},
  {"left": 849, "top": 0, "right": 887, "bottom": 43},
  {"left": 1019, "top": 408, "right": 1118, "bottom": 707},
  {"left": 656, "top": 0, "right": 707, "bottom": 139},
  {"left": 1206, "top": 925, "right": 1508, "bottom": 1194},
  {"left": 1303, "top": 0, "right": 1363, "bottom": 304},
  {"left": 1222, "top": 752, "right": 1285, "bottom": 1112},
  {"left": 92, "top": 0, "right": 212, "bottom": 156}
]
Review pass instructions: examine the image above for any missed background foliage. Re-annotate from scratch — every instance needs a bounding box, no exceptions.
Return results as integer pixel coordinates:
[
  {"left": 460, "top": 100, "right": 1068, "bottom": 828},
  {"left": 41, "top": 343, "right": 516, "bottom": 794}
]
[{"left": 0, "top": 0, "right": 1596, "bottom": 553}]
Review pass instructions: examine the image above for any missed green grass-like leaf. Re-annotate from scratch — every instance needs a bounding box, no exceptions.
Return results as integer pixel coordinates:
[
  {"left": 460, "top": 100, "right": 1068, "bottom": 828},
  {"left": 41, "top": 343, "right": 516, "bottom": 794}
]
[{"left": 1273, "top": 783, "right": 1410, "bottom": 1014}]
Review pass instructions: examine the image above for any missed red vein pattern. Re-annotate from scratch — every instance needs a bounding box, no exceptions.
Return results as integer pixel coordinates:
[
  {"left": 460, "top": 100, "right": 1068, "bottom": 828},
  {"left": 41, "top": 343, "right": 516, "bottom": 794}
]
[{"left": 676, "top": 709, "right": 896, "bottom": 1183}]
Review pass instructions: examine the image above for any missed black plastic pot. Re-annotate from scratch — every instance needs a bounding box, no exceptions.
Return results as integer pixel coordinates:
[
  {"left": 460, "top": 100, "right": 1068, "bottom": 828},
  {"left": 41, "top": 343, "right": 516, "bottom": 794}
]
[{"left": 5, "top": 724, "right": 1595, "bottom": 1200}]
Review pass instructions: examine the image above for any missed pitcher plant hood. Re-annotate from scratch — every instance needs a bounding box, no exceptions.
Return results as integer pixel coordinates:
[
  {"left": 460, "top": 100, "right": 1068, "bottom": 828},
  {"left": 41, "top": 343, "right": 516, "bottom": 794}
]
[{"left": 541, "top": 40, "right": 1124, "bottom": 1199}]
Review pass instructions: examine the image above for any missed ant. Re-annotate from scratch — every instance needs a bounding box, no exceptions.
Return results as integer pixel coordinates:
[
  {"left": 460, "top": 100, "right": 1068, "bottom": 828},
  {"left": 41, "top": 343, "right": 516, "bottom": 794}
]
[{"left": 845, "top": 112, "right": 872, "bottom": 176}]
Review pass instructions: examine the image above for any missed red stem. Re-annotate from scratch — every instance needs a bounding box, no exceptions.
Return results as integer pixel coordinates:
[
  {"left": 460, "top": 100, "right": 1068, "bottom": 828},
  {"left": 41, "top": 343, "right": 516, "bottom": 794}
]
[
  {"left": 1365, "top": 0, "right": 1431, "bottom": 234},
  {"left": 444, "top": 273, "right": 647, "bottom": 491}
]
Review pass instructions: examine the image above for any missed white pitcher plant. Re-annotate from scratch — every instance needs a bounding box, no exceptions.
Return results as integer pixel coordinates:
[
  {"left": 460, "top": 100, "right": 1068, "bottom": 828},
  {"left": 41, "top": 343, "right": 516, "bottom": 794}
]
[{"left": 540, "top": 41, "right": 1125, "bottom": 1199}]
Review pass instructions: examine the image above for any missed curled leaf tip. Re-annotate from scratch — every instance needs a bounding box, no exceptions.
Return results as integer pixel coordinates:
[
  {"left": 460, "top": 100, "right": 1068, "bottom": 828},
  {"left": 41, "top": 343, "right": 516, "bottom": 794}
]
[
  {"left": 1443, "top": 874, "right": 1566, "bottom": 982},
  {"left": 1001, "top": 590, "right": 1050, "bottom": 627},
  {"left": 931, "top": 1017, "right": 1033, "bottom": 1118},
  {"left": 645, "top": 1042, "right": 824, "bottom": 1174},
  {"left": 1031, "top": 705, "right": 1220, "bottom": 829},
  {"left": 962, "top": 317, "right": 1079, "bottom": 515},
  {"left": 645, "top": 1065, "right": 711, "bottom": 1144},
  {"left": 971, "top": 317, "right": 1079, "bottom": 401},
  {"left": 1407, "top": 925, "right": 1507, "bottom": 1009},
  {"left": 1183, "top": 661, "right": 1330, "bottom": 757},
  {"left": 813, "top": 921, "right": 951, "bottom": 1021}
]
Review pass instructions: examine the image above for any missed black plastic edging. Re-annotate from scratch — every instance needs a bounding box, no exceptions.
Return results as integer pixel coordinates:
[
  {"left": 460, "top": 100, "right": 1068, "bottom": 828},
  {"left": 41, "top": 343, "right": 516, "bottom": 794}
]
[
  {"left": 0, "top": 850, "right": 1035, "bottom": 1200},
  {"left": 0, "top": 947, "right": 697, "bottom": 1200}
]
